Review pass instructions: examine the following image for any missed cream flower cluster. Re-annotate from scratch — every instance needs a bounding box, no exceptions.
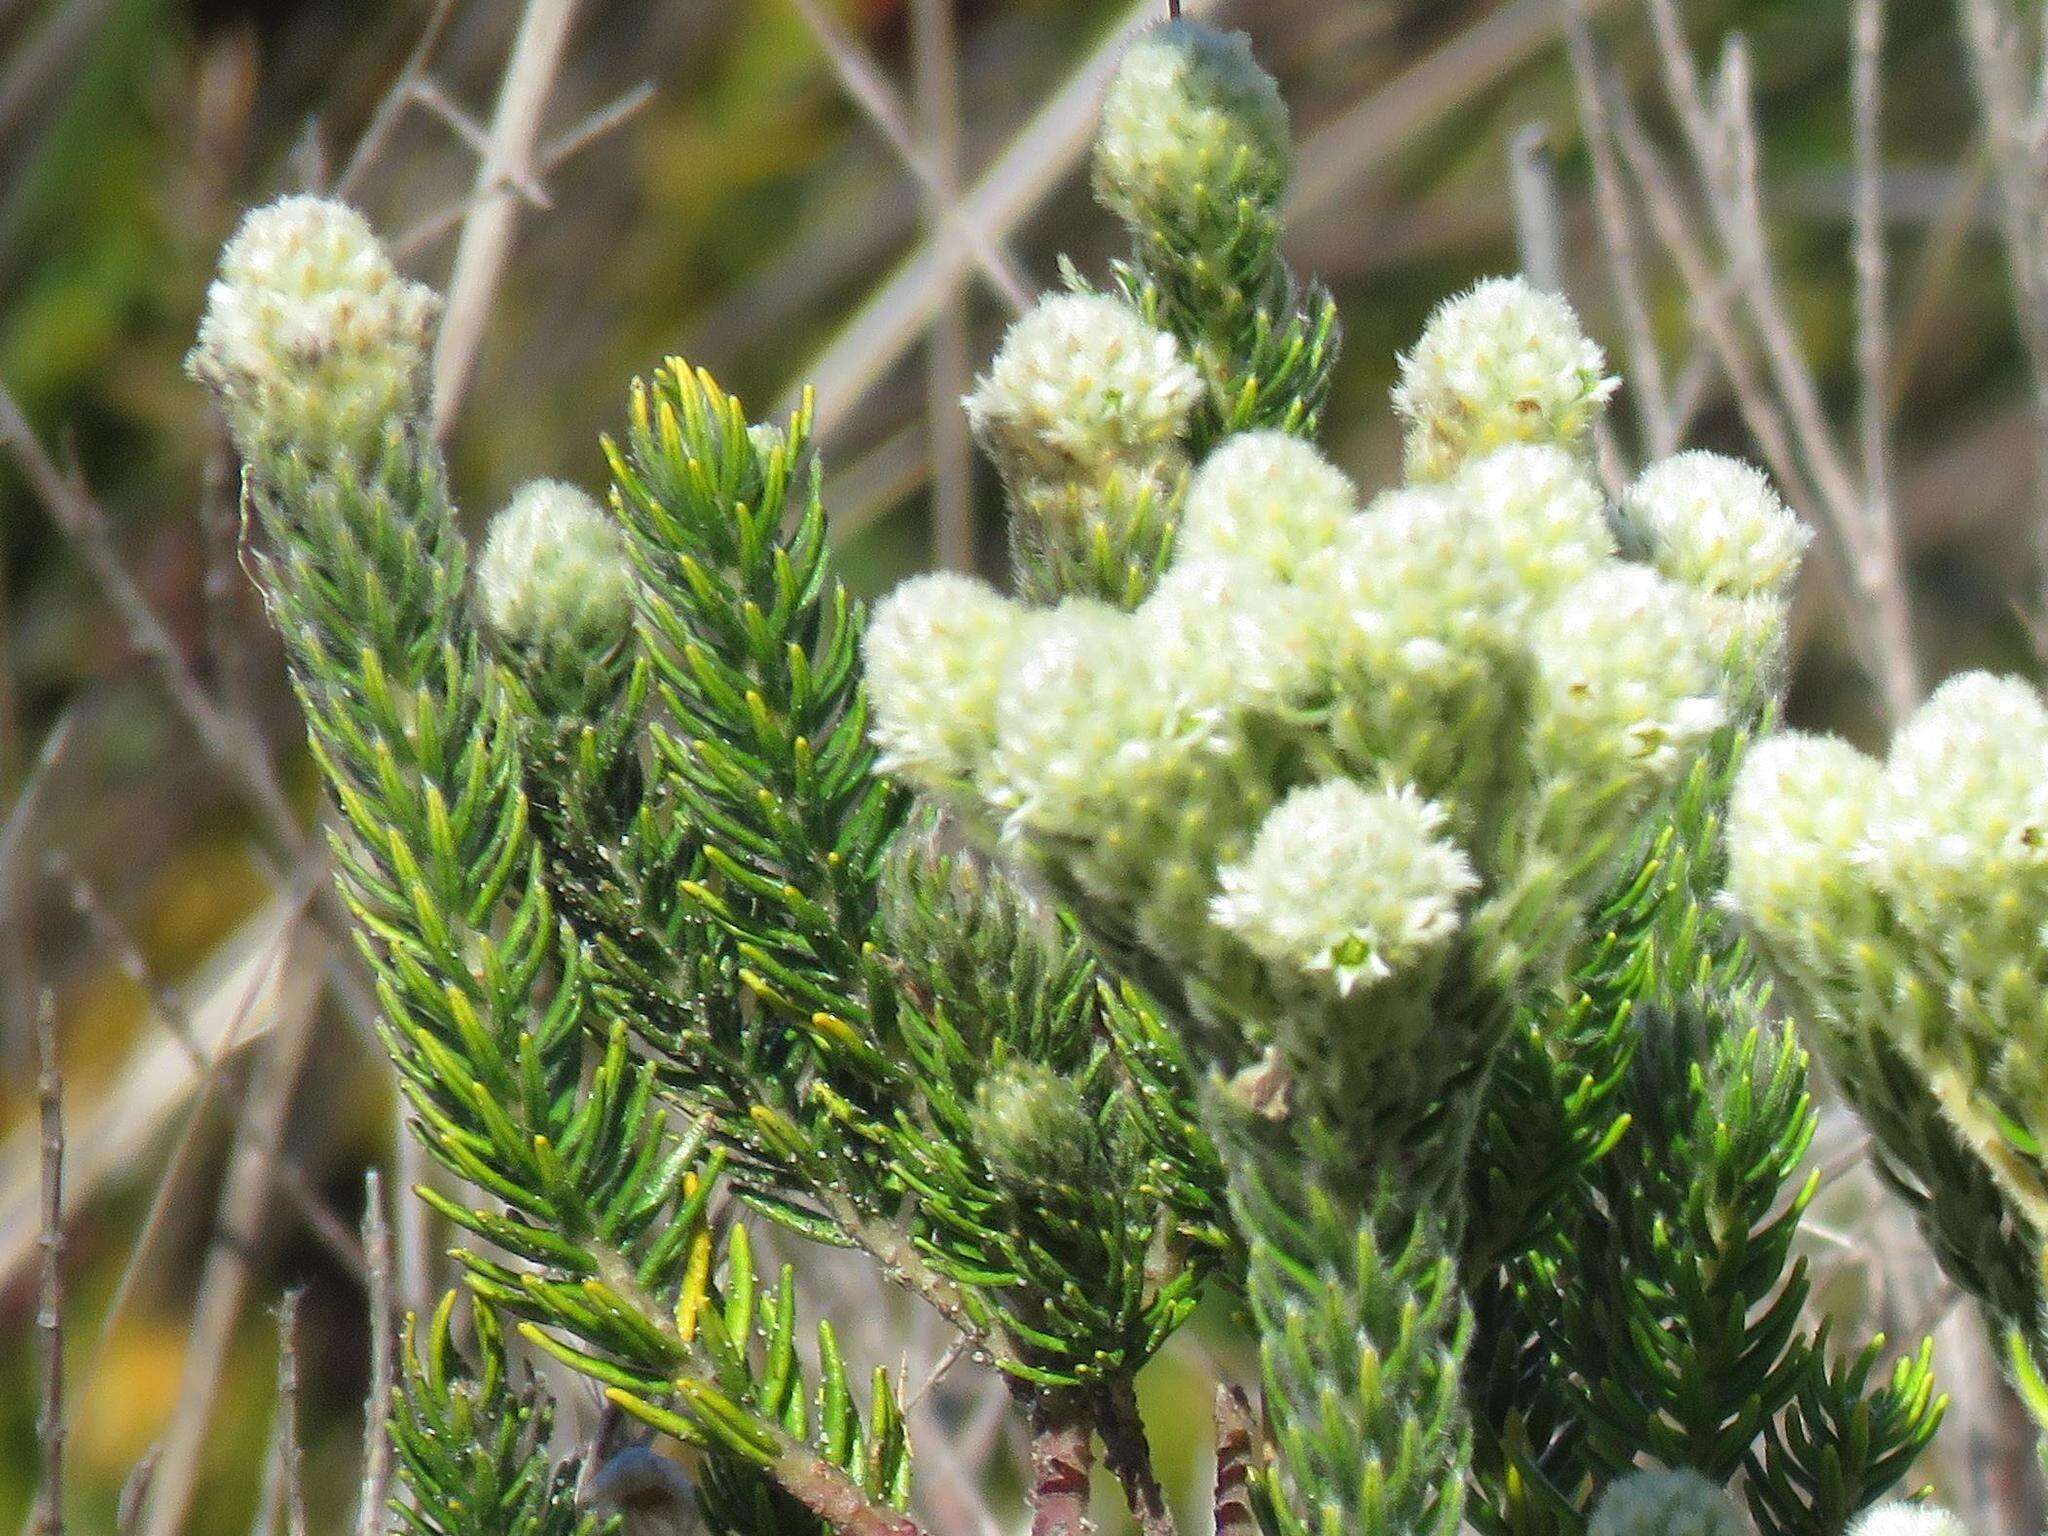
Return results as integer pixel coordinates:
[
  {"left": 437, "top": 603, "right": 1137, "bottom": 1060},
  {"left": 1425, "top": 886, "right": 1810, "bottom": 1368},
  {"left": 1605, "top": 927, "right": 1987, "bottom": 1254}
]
[
  {"left": 965, "top": 291, "right": 1203, "bottom": 603},
  {"left": 1092, "top": 18, "right": 1291, "bottom": 240},
  {"left": 870, "top": 278, "right": 1797, "bottom": 1053},
  {"left": 966, "top": 293, "right": 1202, "bottom": 492},
  {"left": 1726, "top": 672, "right": 2048, "bottom": 1222},
  {"left": 1393, "top": 278, "right": 1619, "bottom": 484},
  {"left": 1848, "top": 1506, "right": 1970, "bottom": 1536},
  {"left": 186, "top": 196, "right": 438, "bottom": 465},
  {"left": 1587, "top": 1471, "right": 1747, "bottom": 1536},
  {"left": 477, "top": 480, "right": 639, "bottom": 715},
  {"left": 1212, "top": 782, "right": 1477, "bottom": 996}
]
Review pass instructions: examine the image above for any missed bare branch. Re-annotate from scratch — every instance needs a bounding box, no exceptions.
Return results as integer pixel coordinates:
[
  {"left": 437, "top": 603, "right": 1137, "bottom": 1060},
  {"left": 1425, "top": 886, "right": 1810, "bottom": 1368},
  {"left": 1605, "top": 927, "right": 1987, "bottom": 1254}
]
[
  {"left": 1211, "top": 1386, "right": 1259, "bottom": 1536},
  {"left": 335, "top": 0, "right": 461, "bottom": 200},
  {"left": 430, "top": 0, "right": 583, "bottom": 437},
  {"left": 1096, "top": 1378, "right": 1176, "bottom": 1536},
  {"left": 1851, "top": 0, "right": 1897, "bottom": 577},
  {"left": 390, "top": 81, "right": 654, "bottom": 260},
  {"left": 134, "top": 974, "right": 323, "bottom": 1536},
  {"left": 791, "top": 0, "right": 1031, "bottom": 313},
  {"left": 1563, "top": 0, "right": 1674, "bottom": 455},
  {"left": 356, "top": 1172, "right": 397, "bottom": 1536},
  {"left": 909, "top": 0, "right": 978, "bottom": 571},
  {"left": 34, "top": 992, "right": 63, "bottom": 1536}
]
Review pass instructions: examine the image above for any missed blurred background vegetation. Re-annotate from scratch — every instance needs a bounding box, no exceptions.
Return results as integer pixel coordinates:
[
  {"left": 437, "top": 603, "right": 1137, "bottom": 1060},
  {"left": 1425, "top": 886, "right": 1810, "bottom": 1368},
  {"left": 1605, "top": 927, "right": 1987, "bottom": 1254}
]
[{"left": 2, "top": 0, "right": 2043, "bottom": 1531}]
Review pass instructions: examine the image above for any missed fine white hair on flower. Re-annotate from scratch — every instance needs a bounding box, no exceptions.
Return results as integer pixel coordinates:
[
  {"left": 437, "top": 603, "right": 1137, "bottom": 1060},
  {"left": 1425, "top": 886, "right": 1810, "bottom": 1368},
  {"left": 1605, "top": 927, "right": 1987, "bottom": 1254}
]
[
  {"left": 1622, "top": 450, "right": 1812, "bottom": 599},
  {"left": 1177, "top": 430, "right": 1358, "bottom": 581},
  {"left": 477, "top": 480, "right": 636, "bottom": 661},
  {"left": 1527, "top": 564, "right": 1726, "bottom": 792},
  {"left": 987, "top": 598, "right": 1191, "bottom": 841},
  {"left": 1450, "top": 443, "right": 1616, "bottom": 615},
  {"left": 1587, "top": 1469, "right": 1747, "bottom": 1536},
  {"left": 1212, "top": 778, "right": 1477, "bottom": 995},
  {"left": 1848, "top": 1505, "right": 1971, "bottom": 1536},
  {"left": 187, "top": 195, "right": 439, "bottom": 461},
  {"left": 1093, "top": 19, "right": 1291, "bottom": 233},
  {"left": 1723, "top": 731, "right": 1884, "bottom": 969},
  {"left": 1135, "top": 558, "right": 1313, "bottom": 723},
  {"left": 865, "top": 572, "right": 1033, "bottom": 789},
  {"left": 1864, "top": 671, "right": 2048, "bottom": 949},
  {"left": 964, "top": 292, "right": 1202, "bottom": 491},
  {"left": 1392, "top": 276, "right": 1618, "bottom": 483}
]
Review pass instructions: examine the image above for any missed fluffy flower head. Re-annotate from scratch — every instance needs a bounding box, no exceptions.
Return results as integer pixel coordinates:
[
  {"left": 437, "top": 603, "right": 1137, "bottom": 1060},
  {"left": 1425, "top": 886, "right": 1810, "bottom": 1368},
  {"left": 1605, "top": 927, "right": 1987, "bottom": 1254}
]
[
  {"left": 1451, "top": 443, "right": 1617, "bottom": 614},
  {"left": 1528, "top": 564, "right": 1727, "bottom": 790},
  {"left": 188, "top": 195, "right": 439, "bottom": 463},
  {"left": 1393, "top": 277, "right": 1617, "bottom": 482},
  {"left": 965, "top": 293, "right": 1201, "bottom": 491},
  {"left": 1724, "top": 731, "right": 1883, "bottom": 962},
  {"left": 1588, "top": 1470, "right": 1746, "bottom": 1536},
  {"left": 1177, "top": 430, "right": 1357, "bottom": 581},
  {"left": 1849, "top": 1505, "right": 1969, "bottom": 1536},
  {"left": 1623, "top": 451, "right": 1811, "bottom": 599},
  {"left": 865, "top": 573, "right": 1031, "bottom": 789},
  {"left": 1137, "top": 559, "right": 1313, "bottom": 721},
  {"left": 477, "top": 481, "right": 636, "bottom": 713},
  {"left": 1212, "top": 779, "right": 1477, "bottom": 994},
  {"left": 1864, "top": 672, "right": 2048, "bottom": 944},
  {"left": 1093, "top": 20, "right": 1291, "bottom": 234},
  {"left": 989, "top": 600, "right": 1189, "bottom": 840}
]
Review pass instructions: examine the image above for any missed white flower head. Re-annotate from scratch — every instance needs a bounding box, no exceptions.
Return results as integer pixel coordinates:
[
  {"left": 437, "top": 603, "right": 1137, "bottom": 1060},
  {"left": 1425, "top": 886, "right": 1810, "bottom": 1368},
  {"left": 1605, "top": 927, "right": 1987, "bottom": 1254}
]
[
  {"left": 1849, "top": 1505, "right": 1969, "bottom": 1536},
  {"left": 1865, "top": 671, "right": 2048, "bottom": 945},
  {"left": 1588, "top": 1470, "right": 1747, "bottom": 1536},
  {"left": 1724, "top": 731, "right": 1884, "bottom": 962},
  {"left": 1450, "top": 443, "right": 1617, "bottom": 616},
  {"left": 1093, "top": 20, "right": 1291, "bottom": 234},
  {"left": 865, "top": 573, "right": 1032, "bottom": 789},
  {"left": 965, "top": 293, "right": 1201, "bottom": 491},
  {"left": 988, "top": 598, "right": 1190, "bottom": 840},
  {"left": 478, "top": 480, "right": 635, "bottom": 662},
  {"left": 188, "top": 195, "right": 439, "bottom": 463},
  {"left": 1623, "top": 451, "right": 1811, "bottom": 599},
  {"left": 1393, "top": 277, "right": 1618, "bottom": 483},
  {"left": 1212, "top": 779, "right": 1478, "bottom": 994},
  {"left": 1528, "top": 564, "right": 1727, "bottom": 792},
  {"left": 1137, "top": 558, "right": 1314, "bottom": 722},
  {"left": 1177, "top": 430, "right": 1358, "bottom": 581}
]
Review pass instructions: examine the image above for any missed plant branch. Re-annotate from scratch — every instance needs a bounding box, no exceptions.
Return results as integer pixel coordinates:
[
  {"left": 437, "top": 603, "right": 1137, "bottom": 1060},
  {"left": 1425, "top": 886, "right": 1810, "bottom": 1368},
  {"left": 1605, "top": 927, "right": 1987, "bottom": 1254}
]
[
  {"left": 1096, "top": 1377, "right": 1176, "bottom": 1536},
  {"left": 1023, "top": 1387, "right": 1095, "bottom": 1536}
]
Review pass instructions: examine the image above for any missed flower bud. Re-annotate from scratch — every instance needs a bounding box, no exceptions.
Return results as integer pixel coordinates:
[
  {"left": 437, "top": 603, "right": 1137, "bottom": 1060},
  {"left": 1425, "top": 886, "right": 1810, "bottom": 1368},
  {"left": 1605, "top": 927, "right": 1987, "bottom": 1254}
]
[
  {"left": 477, "top": 480, "right": 637, "bottom": 717},
  {"left": 971, "top": 1061, "right": 1097, "bottom": 1191},
  {"left": 865, "top": 573, "right": 1031, "bottom": 790},
  {"left": 1588, "top": 1470, "right": 1746, "bottom": 1536},
  {"left": 1177, "top": 430, "right": 1356, "bottom": 581},
  {"left": 966, "top": 293, "right": 1201, "bottom": 494},
  {"left": 1093, "top": 21, "right": 1291, "bottom": 238},
  {"left": 1212, "top": 779, "right": 1476, "bottom": 995},
  {"left": 188, "top": 195, "right": 439, "bottom": 466},
  {"left": 1393, "top": 277, "right": 1616, "bottom": 483},
  {"left": 1621, "top": 451, "right": 1810, "bottom": 600}
]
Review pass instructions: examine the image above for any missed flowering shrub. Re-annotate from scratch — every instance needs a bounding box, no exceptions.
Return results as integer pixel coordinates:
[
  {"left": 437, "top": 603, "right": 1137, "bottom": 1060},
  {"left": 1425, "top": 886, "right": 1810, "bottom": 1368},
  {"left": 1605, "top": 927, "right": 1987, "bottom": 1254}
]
[{"left": 189, "top": 18, "right": 1981, "bottom": 1536}]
